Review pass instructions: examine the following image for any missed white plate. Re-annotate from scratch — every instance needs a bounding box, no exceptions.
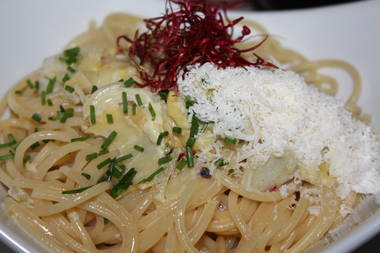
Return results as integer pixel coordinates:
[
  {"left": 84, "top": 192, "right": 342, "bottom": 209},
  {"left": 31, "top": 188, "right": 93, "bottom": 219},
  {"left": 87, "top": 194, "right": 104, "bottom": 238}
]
[{"left": 0, "top": 0, "right": 379, "bottom": 252}]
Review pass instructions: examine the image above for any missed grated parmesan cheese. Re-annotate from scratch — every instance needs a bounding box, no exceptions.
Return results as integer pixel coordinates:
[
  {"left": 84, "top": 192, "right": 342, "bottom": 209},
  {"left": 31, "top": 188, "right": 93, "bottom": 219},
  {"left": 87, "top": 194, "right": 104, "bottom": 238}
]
[{"left": 178, "top": 63, "right": 380, "bottom": 197}]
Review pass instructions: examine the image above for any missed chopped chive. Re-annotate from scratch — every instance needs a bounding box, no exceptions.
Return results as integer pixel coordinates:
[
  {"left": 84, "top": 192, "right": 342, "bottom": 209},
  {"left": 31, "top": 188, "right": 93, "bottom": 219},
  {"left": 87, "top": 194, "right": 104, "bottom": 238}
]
[
  {"left": 158, "top": 155, "right": 172, "bottom": 165},
  {"left": 32, "top": 113, "right": 42, "bottom": 123},
  {"left": 135, "top": 94, "right": 143, "bottom": 106},
  {"left": 138, "top": 167, "right": 165, "bottom": 184},
  {"left": 214, "top": 158, "right": 228, "bottom": 168},
  {"left": 30, "top": 142, "right": 40, "bottom": 149},
  {"left": 81, "top": 173, "right": 91, "bottom": 180},
  {"left": 91, "top": 85, "right": 98, "bottom": 94},
  {"left": 67, "top": 65, "right": 76, "bottom": 73},
  {"left": 41, "top": 91, "right": 46, "bottom": 105},
  {"left": 123, "top": 77, "right": 135, "bottom": 87},
  {"left": 59, "top": 47, "right": 80, "bottom": 65},
  {"left": 85, "top": 152, "right": 98, "bottom": 161},
  {"left": 156, "top": 131, "right": 169, "bottom": 145},
  {"left": 101, "top": 131, "right": 117, "bottom": 150},
  {"left": 60, "top": 108, "right": 74, "bottom": 123},
  {"left": 70, "top": 136, "right": 90, "bottom": 142},
  {"left": 115, "top": 154, "right": 133, "bottom": 163},
  {"left": 184, "top": 95, "right": 195, "bottom": 109},
  {"left": 90, "top": 105, "right": 96, "bottom": 124},
  {"left": 224, "top": 137, "right": 237, "bottom": 144},
  {"left": 176, "top": 158, "right": 187, "bottom": 170},
  {"left": 27, "top": 80, "right": 34, "bottom": 89},
  {"left": 103, "top": 218, "right": 109, "bottom": 224},
  {"left": 47, "top": 99, "right": 53, "bottom": 106},
  {"left": 148, "top": 103, "right": 156, "bottom": 121},
  {"left": 185, "top": 145, "right": 194, "bottom": 168},
  {"left": 112, "top": 164, "right": 126, "bottom": 178},
  {"left": 132, "top": 103, "right": 137, "bottom": 115},
  {"left": 62, "top": 74, "right": 70, "bottom": 83},
  {"left": 97, "top": 158, "right": 112, "bottom": 169},
  {"left": 0, "top": 134, "right": 17, "bottom": 148},
  {"left": 62, "top": 185, "right": 93, "bottom": 194},
  {"left": 0, "top": 153, "right": 15, "bottom": 160},
  {"left": 172, "top": 127, "right": 182, "bottom": 134},
  {"left": 185, "top": 115, "right": 199, "bottom": 167},
  {"left": 98, "top": 149, "right": 109, "bottom": 156},
  {"left": 34, "top": 81, "right": 40, "bottom": 90},
  {"left": 228, "top": 169, "right": 234, "bottom": 175},
  {"left": 46, "top": 77, "right": 56, "bottom": 94},
  {"left": 15, "top": 90, "right": 23, "bottom": 95},
  {"left": 23, "top": 154, "right": 31, "bottom": 164},
  {"left": 158, "top": 89, "right": 169, "bottom": 102},
  {"left": 64, "top": 85, "right": 75, "bottom": 93},
  {"left": 134, "top": 145, "right": 144, "bottom": 152},
  {"left": 106, "top": 114, "right": 114, "bottom": 124},
  {"left": 111, "top": 168, "right": 137, "bottom": 198},
  {"left": 122, "top": 92, "right": 128, "bottom": 114}
]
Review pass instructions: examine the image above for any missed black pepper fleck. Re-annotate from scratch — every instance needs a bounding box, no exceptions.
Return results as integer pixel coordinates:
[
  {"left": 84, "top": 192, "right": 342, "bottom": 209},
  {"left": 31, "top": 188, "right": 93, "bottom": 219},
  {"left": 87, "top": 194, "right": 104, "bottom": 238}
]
[{"left": 200, "top": 167, "right": 211, "bottom": 179}]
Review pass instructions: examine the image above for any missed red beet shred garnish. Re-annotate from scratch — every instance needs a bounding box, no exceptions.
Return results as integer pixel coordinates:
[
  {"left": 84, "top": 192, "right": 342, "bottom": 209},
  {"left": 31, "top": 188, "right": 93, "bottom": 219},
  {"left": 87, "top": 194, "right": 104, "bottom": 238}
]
[{"left": 117, "top": 0, "right": 276, "bottom": 91}]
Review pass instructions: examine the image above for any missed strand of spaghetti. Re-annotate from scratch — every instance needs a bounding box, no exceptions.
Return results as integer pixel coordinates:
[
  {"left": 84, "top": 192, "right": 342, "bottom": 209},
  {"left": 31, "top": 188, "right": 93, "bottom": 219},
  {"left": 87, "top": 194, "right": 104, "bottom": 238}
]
[
  {"left": 5, "top": 159, "right": 22, "bottom": 179},
  {"left": 67, "top": 210, "right": 98, "bottom": 252},
  {"left": 32, "top": 182, "right": 111, "bottom": 216},
  {"left": 215, "top": 236, "right": 227, "bottom": 253},
  {"left": 256, "top": 197, "right": 293, "bottom": 252},
  {"left": 14, "top": 130, "right": 78, "bottom": 170},
  {"left": 174, "top": 179, "right": 200, "bottom": 253},
  {"left": 98, "top": 193, "right": 139, "bottom": 253},
  {"left": 80, "top": 197, "right": 135, "bottom": 253},
  {"left": 0, "top": 165, "right": 13, "bottom": 188},
  {"left": 188, "top": 178, "right": 225, "bottom": 209},
  {"left": 215, "top": 171, "right": 286, "bottom": 202},
  {"left": 163, "top": 224, "right": 176, "bottom": 253},
  {"left": 3, "top": 197, "right": 74, "bottom": 253},
  {"left": 228, "top": 191, "right": 252, "bottom": 240},
  {"left": 188, "top": 197, "right": 219, "bottom": 244},
  {"left": 0, "top": 118, "right": 34, "bottom": 132},
  {"left": 285, "top": 189, "right": 339, "bottom": 253},
  {"left": 270, "top": 195, "right": 309, "bottom": 244},
  {"left": 35, "top": 142, "right": 90, "bottom": 179},
  {"left": 44, "top": 216, "right": 93, "bottom": 253},
  {"left": 138, "top": 208, "right": 173, "bottom": 252}
]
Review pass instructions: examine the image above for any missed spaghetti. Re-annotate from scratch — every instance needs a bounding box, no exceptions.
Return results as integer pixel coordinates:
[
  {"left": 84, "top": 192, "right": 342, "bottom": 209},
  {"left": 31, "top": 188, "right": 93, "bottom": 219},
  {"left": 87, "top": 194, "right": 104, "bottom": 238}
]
[{"left": 0, "top": 3, "right": 373, "bottom": 253}]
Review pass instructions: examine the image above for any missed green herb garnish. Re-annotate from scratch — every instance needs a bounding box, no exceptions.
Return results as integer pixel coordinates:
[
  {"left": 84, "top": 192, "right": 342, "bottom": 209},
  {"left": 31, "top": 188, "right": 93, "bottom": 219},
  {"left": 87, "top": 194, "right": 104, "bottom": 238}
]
[
  {"left": 158, "top": 89, "right": 169, "bottom": 102},
  {"left": 114, "top": 154, "right": 133, "bottom": 163},
  {"left": 176, "top": 158, "right": 187, "bottom": 170},
  {"left": 81, "top": 173, "right": 91, "bottom": 180},
  {"left": 134, "top": 145, "right": 144, "bottom": 152},
  {"left": 32, "top": 113, "right": 42, "bottom": 123},
  {"left": 71, "top": 136, "right": 90, "bottom": 142},
  {"left": 138, "top": 167, "right": 165, "bottom": 184},
  {"left": 148, "top": 103, "right": 156, "bottom": 121},
  {"left": 135, "top": 94, "right": 143, "bottom": 106},
  {"left": 97, "top": 158, "right": 112, "bottom": 169},
  {"left": 156, "top": 131, "right": 169, "bottom": 145},
  {"left": 214, "top": 158, "right": 228, "bottom": 168},
  {"left": 101, "top": 131, "right": 117, "bottom": 150},
  {"left": 124, "top": 78, "right": 135, "bottom": 87},
  {"left": 172, "top": 127, "right": 182, "bottom": 134},
  {"left": 122, "top": 92, "right": 128, "bottom": 114},
  {"left": 85, "top": 153, "right": 98, "bottom": 161},
  {"left": 46, "top": 77, "right": 56, "bottom": 94},
  {"left": 64, "top": 85, "right": 75, "bottom": 93},
  {"left": 111, "top": 168, "right": 137, "bottom": 198},
  {"left": 90, "top": 105, "right": 96, "bottom": 124},
  {"left": 106, "top": 114, "right": 114, "bottom": 124},
  {"left": 224, "top": 137, "right": 237, "bottom": 144},
  {"left": 158, "top": 155, "right": 172, "bottom": 165},
  {"left": 185, "top": 115, "right": 199, "bottom": 167},
  {"left": 62, "top": 185, "right": 93, "bottom": 194}
]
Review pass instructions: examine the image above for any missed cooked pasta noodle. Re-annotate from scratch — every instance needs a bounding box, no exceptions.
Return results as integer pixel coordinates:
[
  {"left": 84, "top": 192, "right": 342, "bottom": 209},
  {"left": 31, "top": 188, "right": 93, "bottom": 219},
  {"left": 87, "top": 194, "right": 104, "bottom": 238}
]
[{"left": 0, "top": 11, "right": 367, "bottom": 253}]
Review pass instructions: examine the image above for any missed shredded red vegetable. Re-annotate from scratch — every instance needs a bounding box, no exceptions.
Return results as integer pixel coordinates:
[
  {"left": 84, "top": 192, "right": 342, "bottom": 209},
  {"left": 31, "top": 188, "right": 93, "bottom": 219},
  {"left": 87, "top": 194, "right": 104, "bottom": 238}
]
[{"left": 117, "top": 0, "right": 276, "bottom": 91}]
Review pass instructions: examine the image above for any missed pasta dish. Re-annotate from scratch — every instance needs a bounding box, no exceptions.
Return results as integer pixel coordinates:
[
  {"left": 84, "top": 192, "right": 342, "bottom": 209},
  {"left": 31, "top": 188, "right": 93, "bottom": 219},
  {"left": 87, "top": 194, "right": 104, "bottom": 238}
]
[{"left": 1, "top": 1, "right": 379, "bottom": 253}]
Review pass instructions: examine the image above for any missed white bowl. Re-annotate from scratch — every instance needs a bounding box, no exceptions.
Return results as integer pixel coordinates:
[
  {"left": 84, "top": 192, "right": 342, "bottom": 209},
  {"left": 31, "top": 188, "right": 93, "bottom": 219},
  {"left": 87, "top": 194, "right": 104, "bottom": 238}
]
[{"left": 0, "top": 0, "right": 379, "bottom": 252}]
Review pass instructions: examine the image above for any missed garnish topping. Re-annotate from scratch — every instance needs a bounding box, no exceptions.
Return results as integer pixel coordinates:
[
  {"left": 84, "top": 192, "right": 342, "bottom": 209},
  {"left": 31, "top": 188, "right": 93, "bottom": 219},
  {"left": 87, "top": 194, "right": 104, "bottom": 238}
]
[{"left": 116, "top": 0, "right": 276, "bottom": 91}]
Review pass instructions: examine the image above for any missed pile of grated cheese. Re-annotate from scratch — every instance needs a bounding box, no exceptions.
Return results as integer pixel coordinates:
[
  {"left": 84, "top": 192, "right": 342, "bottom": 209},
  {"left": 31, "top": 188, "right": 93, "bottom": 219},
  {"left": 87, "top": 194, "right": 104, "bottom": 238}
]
[{"left": 178, "top": 63, "right": 380, "bottom": 197}]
